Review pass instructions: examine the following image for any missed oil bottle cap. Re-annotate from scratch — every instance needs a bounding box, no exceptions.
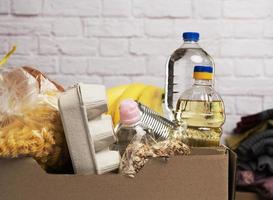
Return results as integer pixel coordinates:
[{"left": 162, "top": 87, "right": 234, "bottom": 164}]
[
  {"left": 193, "top": 66, "right": 213, "bottom": 80},
  {"left": 183, "top": 32, "right": 199, "bottom": 42}
]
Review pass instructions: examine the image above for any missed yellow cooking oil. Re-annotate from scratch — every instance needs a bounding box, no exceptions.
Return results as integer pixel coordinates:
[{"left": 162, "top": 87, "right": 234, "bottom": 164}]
[{"left": 175, "top": 99, "right": 225, "bottom": 147}]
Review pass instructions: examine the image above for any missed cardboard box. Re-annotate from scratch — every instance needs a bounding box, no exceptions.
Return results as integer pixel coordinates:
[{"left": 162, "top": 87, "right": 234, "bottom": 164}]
[
  {"left": 236, "top": 192, "right": 263, "bottom": 200},
  {"left": 0, "top": 147, "right": 236, "bottom": 200}
]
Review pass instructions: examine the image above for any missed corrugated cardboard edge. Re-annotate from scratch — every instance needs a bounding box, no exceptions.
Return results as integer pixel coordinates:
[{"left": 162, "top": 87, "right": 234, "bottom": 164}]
[
  {"left": 191, "top": 145, "right": 237, "bottom": 200},
  {"left": 227, "top": 146, "right": 237, "bottom": 200},
  {"left": 191, "top": 146, "right": 227, "bottom": 155}
]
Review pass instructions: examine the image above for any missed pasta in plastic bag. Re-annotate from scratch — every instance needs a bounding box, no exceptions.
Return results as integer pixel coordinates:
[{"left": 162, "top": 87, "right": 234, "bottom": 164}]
[{"left": 0, "top": 66, "right": 73, "bottom": 173}]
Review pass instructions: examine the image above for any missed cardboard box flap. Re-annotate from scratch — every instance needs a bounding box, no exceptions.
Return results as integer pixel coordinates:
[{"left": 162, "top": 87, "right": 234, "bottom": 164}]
[
  {"left": 0, "top": 151, "right": 229, "bottom": 200},
  {"left": 0, "top": 157, "right": 46, "bottom": 177},
  {"left": 236, "top": 192, "right": 261, "bottom": 200},
  {"left": 229, "top": 148, "right": 237, "bottom": 200},
  {"left": 191, "top": 146, "right": 227, "bottom": 155}
]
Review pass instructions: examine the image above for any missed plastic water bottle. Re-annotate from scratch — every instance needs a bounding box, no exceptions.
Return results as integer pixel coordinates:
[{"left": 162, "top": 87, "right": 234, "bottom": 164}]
[
  {"left": 165, "top": 32, "right": 215, "bottom": 121},
  {"left": 176, "top": 65, "right": 225, "bottom": 147}
]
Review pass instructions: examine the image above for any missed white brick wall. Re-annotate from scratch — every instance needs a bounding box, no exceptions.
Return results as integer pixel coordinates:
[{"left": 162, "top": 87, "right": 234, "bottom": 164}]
[{"left": 1, "top": 0, "right": 273, "bottom": 133}]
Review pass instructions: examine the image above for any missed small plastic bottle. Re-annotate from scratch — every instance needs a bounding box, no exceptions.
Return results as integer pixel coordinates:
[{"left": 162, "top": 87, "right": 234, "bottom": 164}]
[
  {"left": 115, "top": 99, "right": 146, "bottom": 156},
  {"left": 175, "top": 65, "right": 225, "bottom": 147}
]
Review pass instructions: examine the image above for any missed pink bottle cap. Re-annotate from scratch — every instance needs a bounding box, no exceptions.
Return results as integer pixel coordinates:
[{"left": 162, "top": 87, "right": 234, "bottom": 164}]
[{"left": 119, "top": 99, "right": 141, "bottom": 125}]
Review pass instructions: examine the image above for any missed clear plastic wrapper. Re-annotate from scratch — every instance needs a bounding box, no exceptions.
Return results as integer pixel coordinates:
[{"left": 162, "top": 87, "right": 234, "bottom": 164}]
[
  {"left": 0, "top": 67, "right": 72, "bottom": 173},
  {"left": 119, "top": 127, "right": 190, "bottom": 178}
]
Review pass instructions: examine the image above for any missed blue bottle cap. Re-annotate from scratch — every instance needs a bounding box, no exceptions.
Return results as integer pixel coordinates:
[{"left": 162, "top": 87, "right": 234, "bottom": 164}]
[{"left": 182, "top": 32, "right": 200, "bottom": 42}]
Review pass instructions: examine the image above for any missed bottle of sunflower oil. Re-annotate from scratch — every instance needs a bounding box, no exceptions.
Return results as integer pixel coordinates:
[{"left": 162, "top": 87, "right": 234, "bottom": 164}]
[{"left": 175, "top": 65, "right": 225, "bottom": 147}]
